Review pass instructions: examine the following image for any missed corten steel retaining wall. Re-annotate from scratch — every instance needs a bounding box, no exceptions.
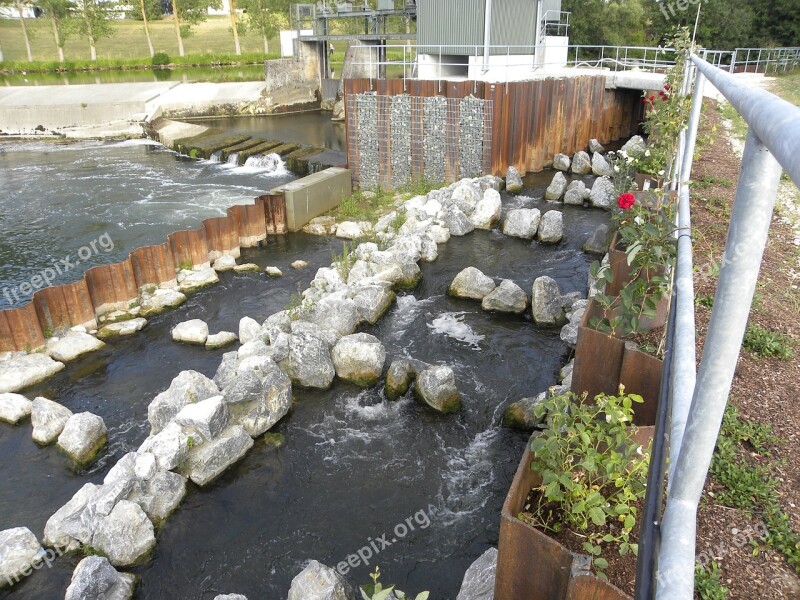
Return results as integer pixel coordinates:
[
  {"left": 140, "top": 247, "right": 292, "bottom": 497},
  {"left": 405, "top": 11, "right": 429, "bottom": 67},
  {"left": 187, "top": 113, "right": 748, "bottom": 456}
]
[
  {"left": 0, "top": 194, "right": 287, "bottom": 353},
  {"left": 344, "top": 76, "right": 644, "bottom": 186}
]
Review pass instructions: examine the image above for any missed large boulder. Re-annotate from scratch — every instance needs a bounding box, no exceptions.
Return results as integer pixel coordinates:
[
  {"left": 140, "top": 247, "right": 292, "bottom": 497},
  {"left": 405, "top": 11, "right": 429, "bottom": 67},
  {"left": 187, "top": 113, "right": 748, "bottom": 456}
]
[
  {"left": 470, "top": 189, "right": 502, "bottom": 230},
  {"left": 331, "top": 333, "right": 386, "bottom": 387},
  {"left": 589, "top": 177, "right": 615, "bottom": 209},
  {"left": 31, "top": 397, "right": 73, "bottom": 445},
  {"left": 544, "top": 172, "right": 567, "bottom": 201},
  {"left": 129, "top": 469, "right": 187, "bottom": 525},
  {"left": 571, "top": 151, "right": 592, "bottom": 175},
  {"left": 448, "top": 267, "right": 496, "bottom": 300},
  {"left": 505, "top": 166, "right": 524, "bottom": 194},
  {"left": 287, "top": 560, "right": 355, "bottom": 600},
  {"left": 591, "top": 152, "right": 612, "bottom": 177},
  {"left": 560, "top": 299, "right": 589, "bottom": 348},
  {"left": 57, "top": 412, "right": 108, "bottom": 464},
  {"left": 537, "top": 211, "right": 564, "bottom": 244},
  {"left": 502, "top": 208, "right": 541, "bottom": 239},
  {"left": 177, "top": 267, "right": 218, "bottom": 293},
  {"left": 0, "top": 353, "right": 64, "bottom": 394},
  {"left": 415, "top": 366, "right": 461, "bottom": 414},
  {"left": 622, "top": 135, "right": 646, "bottom": 156},
  {"left": 563, "top": 180, "right": 588, "bottom": 206},
  {"left": 178, "top": 425, "right": 254, "bottom": 487},
  {"left": 588, "top": 139, "right": 605, "bottom": 154},
  {"left": 443, "top": 207, "right": 475, "bottom": 236},
  {"left": 553, "top": 153, "right": 571, "bottom": 171},
  {"left": 385, "top": 359, "right": 416, "bottom": 400},
  {"left": 138, "top": 422, "right": 191, "bottom": 472},
  {"left": 0, "top": 527, "right": 43, "bottom": 589},
  {"left": 278, "top": 332, "right": 336, "bottom": 389},
  {"left": 139, "top": 288, "right": 186, "bottom": 317},
  {"left": 226, "top": 368, "right": 292, "bottom": 438},
  {"left": 335, "top": 221, "right": 366, "bottom": 240},
  {"left": 174, "top": 396, "right": 229, "bottom": 441},
  {"left": 350, "top": 283, "right": 396, "bottom": 325},
  {"left": 456, "top": 547, "right": 498, "bottom": 600},
  {"left": 503, "top": 393, "right": 547, "bottom": 430},
  {"left": 46, "top": 331, "right": 105, "bottom": 362},
  {"left": 309, "top": 295, "right": 362, "bottom": 338},
  {"left": 531, "top": 276, "right": 567, "bottom": 326},
  {"left": 64, "top": 556, "right": 136, "bottom": 600},
  {"left": 582, "top": 223, "right": 612, "bottom": 255},
  {"left": 451, "top": 182, "right": 482, "bottom": 215},
  {"left": 0, "top": 393, "right": 32, "bottom": 424},
  {"left": 206, "top": 331, "right": 238, "bottom": 349},
  {"left": 238, "top": 317, "right": 261, "bottom": 345},
  {"left": 90, "top": 500, "right": 156, "bottom": 567},
  {"left": 148, "top": 370, "right": 219, "bottom": 435},
  {"left": 481, "top": 280, "right": 528, "bottom": 314},
  {"left": 43, "top": 482, "right": 99, "bottom": 551},
  {"left": 171, "top": 319, "right": 209, "bottom": 345},
  {"left": 97, "top": 318, "right": 148, "bottom": 340},
  {"left": 212, "top": 255, "right": 237, "bottom": 272}
]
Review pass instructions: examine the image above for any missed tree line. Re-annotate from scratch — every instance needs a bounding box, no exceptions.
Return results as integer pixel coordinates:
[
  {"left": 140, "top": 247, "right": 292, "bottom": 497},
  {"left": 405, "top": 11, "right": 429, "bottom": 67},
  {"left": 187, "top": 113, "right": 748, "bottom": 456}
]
[
  {"left": 564, "top": 0, "right": 799, "bottom": 51},
  {"left": 1, "top": 0, "right": 290, "bottom": 62}
]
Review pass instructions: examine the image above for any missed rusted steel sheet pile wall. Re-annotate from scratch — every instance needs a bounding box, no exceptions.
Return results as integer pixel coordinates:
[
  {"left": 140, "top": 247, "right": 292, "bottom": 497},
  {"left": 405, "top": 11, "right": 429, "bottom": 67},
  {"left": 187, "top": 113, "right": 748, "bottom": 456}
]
[
  {"left": 0, "top": 194, "right": 288, "bottom": 353},
  {"left": 344, "top": 76, "right": 643, "bottom": 185}
]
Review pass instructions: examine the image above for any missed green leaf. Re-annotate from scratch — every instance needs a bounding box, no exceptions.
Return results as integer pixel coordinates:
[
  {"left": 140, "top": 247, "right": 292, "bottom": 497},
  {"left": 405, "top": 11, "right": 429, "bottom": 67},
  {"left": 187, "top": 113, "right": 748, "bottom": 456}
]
[
  {"left": 624, "top": 514, "right": 636, "bottom": 530},
  {"left": 588, "top": 507, "right": 607, "bottom": 526},
  {"left": 593, "top": 557, "right": 609, "bottom": 570},
  {"left": 415, "top": 593, "right": 430, "bottom": 600}
]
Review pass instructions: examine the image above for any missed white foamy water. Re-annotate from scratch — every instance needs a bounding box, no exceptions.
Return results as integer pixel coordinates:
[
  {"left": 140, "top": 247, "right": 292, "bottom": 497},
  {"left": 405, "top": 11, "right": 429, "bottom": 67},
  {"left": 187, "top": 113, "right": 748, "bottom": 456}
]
[
  {"left": 110, "top": 138, "right": 164, "bottom": 148},
  {"left": 241, "top": 152, "right": 289, "bottom": 176},
  {"left": 427, "top": 312, "right": 485, "bottom": 349}
]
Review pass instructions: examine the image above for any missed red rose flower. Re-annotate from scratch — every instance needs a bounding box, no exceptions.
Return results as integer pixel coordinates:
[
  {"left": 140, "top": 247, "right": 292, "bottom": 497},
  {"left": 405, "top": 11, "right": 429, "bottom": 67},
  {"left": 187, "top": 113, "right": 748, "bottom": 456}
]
[
  {"left": 618, "top": 193, "right": 636, "bottom": 210},
  {"left": 664, "top": 83, "right": 671, "bottom": 91}
]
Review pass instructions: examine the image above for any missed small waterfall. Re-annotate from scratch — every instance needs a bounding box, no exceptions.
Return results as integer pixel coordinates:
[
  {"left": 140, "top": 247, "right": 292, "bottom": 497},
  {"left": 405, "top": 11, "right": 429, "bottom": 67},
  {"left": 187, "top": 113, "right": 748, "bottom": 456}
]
[
  {"left": 209, "top": 151, "right": 222, "bottom": 163},
  {"left": 226, "top": 152, "right": 240, "bottom": 166},
  {"left": 243, "top": 153, "right": 287, "bottom": 175}
]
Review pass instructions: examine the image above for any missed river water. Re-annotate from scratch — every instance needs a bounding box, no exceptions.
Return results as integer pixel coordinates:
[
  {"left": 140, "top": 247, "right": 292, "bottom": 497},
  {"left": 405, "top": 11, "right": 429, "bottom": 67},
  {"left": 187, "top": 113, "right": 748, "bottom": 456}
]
[
  {"left": 0, "top": 139, "right": 295, "bottom": 309},
  {"left": 0, "top": 170, "right": 608, "bottom": 598}
]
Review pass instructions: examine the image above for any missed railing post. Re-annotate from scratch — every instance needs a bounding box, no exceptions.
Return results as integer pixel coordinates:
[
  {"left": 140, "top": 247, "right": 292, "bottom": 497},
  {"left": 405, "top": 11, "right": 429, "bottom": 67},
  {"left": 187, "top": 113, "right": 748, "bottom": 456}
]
[{"left": 656, "top": 128, "right": 783, "bottom": 600}]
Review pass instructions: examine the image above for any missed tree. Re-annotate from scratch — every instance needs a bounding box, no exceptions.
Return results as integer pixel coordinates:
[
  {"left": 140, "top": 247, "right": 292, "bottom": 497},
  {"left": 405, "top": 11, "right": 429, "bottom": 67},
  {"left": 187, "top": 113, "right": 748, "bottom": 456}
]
[
  {"left": 240, "top": 0, "right": 288, "bottom": 54},
  {"left": 647, "top": 0, "right": 755, "bottom": 49},
  {"left": 37, "top": 0, "right": 74, "bottom": 62},
  {"left": 228, "top": 0, "right": 240, "bottom": 55},
  {"left": 170, "top": 0, "right": 221, "bottom": 57},
  {"left": 1, "top": 0, "right": 34, "bottom": 61},
  {"left": 562, "top": 0, "right": 648, "bottom": 46},
  {"left": 136, "top": 0, "right": 163, "bottom": 57},
  {"left": 752, "top": 0, "right": 800, "bottom": 48},
  {"left": 73, "top": 0, "right": 116, "bottom": 60}
]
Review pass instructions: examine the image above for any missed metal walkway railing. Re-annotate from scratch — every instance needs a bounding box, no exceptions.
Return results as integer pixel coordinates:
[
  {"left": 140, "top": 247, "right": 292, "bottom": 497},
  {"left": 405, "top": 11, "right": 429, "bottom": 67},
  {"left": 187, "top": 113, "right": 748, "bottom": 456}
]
[{"left": 634, "top": 52, "right": 800, "bottom": 599}]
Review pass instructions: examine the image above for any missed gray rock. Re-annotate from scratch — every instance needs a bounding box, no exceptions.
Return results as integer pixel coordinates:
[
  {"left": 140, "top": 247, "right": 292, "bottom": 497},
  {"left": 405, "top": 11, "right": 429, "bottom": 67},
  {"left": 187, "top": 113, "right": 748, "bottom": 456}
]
[
  {"left": 335, "top": 221, "right": 365, "bottom": 240},
  {"left": 291, "top": 260, "right": 308, "bottom": 270},
  {"left": 563, "top": 180, "right": 587, "bottom": 206},
  {"left": 504, "top": 393, "right": 547, "bottom": 430},
  {"left": 481, "top": 280, "right": 528, "bottom": 314},
  {"left": 179, "top": 425, "right": 254, "bottom": 487},
  {"left": 588, "top": 139, "right": 605, "bottom": 154},
  {"left": 560, "top": 299, "right": 588, "bottom": 349},
  {"left": 553, "top": 153, "right": 571, "bottom": 171},
  {"left": 46, "top": 331, "right": 105, "bottom": 362},
  {"left": 0, "top": 393, "right": 32, "bottom": 424},
  {"left": 148, "top": 370, "right": 219, "bottom": 435},
  {"left": 130, "top": 470, "right": 186, "bottom": 525},
  {"left": 582, "top": 223, "right": 612, "bottom": 255},
  {"left": 213, "top": 352, "right": 239, "bottom": 390},
  {"left": 239, "top": 317, "right": 261, "bottom": 344},
  {"left": 571, "top": 151, "right": 592, "bottom": 175},
  {"left": 331, "top": 333, "right": 386, "bottom": 387},
  {"left": 470, "top": 188, "right": 502, "bottom": 230},
  {"left": 215, "top": 595, "right": 248, "bottom": 600},
  {"left": 502, "top": 208, "right": 541, "bottom": 239},
  {"left": 138, "top": 422, "right": 191, "bottom": 472},
  {"left": 177, "top": 267, "right": 219, "bottom": 293},
  {"left": 589, "top": 177, "right": 615, "bottom": 209},
  {"left": 64, "top": 556, "right": 136, "bottom": 600},
  {"left": 222, "top": 369, "right": 263, "bottom": 404},
  {"left": 505, "top": 166, "right": 523, "bottom": 194},
  {"left": 287, "top": 560, "right": 355, "bottom": 600},
  {"left": 415, "top": 366, "right": 461, "bottom": 413},
  {"left": 622, "top": 135, "right": 646, "bottom": 156},
  {"left": 91, "top": 500, "right": 155, "bottom": 567},
  {"left": 448, "top": 267, "right": 496, "bottom": 300},
  {"left": 531, "top": 276, "right": 567, "bottom": 326},
  {"left": 0, "top": 353, "right": 65, "bottom": 394},
  {"left": 456, "top": 547, "right": 497, "bottom": 600},
  {"left": 231, "top": 368, "right": 292, "bottom": 437},
  {"left": 351, "top": 283, "right": 396, "bottom": 325},
  {"left": 171, "top": 319, "right": 209, "bottom": 345},
  {"left": 43, "top": 483, "right": 99, "bottom": 551},
  {"left": 309, "top": 296, "right": 362, "bottom": 338},
  {"left": 205, "top": 331, "right": 237, "bottom": 349},
  {"left": 560, "top": 359, "right": 575, "bottom": 388},
  {"left": 591, "top": 153, "right": 613, "bottom": 177},
  {"left": 544, "top": 172, "right": 567, "bottom": 201},
  {"left": 139, "top": 288, "right": 185, "bottom": 317},
  {"left": 537, "top": 211, "right": 564, "bottom": 244},
  {"left": 279, "top": 332, "right": 336, "bottom": 389},
  {"left": 31, "top": 397, "right": 73, "bottom": 445},
  {"left": 57, "top": 412, "right": 108, "bottom": 464},
  {"left": 385, "top": 359, "right": 415, "bottom": 400},
  {"left": 443, "top": 207, "right": 475, "bottom": 236},
  {"left": 290, "top": 321, "right": 338, "bottom": 347},
  {"left": 451, "top": 182, "right": 481, "bottom": 215},
  {"left": 265, "top": 266, "right": 283, "bottom": 277},
  {"left": 0, "top": 527, "right": 43, "bottom": 589},
  {"left": 212, "top": 255, "right": 237, "bottom": 272},
  {"left": 237, "top": 340, "right": 270, "bottom": 361},
  {"left": 97, "top": 318, "right": 148, "bottom": 339},
  {"left": 174, "top": 396, "right": 229, "bottom": 441}
]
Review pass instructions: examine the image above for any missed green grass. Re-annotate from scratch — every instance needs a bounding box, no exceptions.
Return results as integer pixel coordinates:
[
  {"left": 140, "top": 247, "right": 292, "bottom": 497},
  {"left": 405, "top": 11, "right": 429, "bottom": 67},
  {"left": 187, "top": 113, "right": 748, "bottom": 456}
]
[
  {"left": 695, "top": 562, "right": 729, "bottom": 600},
  {"left": 717, "top": 100, "right": 748, "bottom": 143},
  {"left": 770, "top": 70, "right": 800, "bottom": 107},
  {"left": 0, "top": 15, "right": 280, "bottom": 65},
  {"left": 742, "top": 323, "right": 794, "bottom": 359}
]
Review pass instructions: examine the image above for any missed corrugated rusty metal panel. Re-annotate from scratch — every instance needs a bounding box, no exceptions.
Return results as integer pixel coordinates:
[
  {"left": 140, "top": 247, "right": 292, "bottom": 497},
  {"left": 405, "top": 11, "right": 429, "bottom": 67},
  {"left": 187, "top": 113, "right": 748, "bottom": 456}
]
[
  {"left": 417, "top": 0, "right": 484, "bottom": 55},
  {"left": 620, "top": 346, "right": 663, "bottom": 427},
  {"left": 33, "top": 280, "right": 96, "bottom": 334},
  {"left": 0, "top": 312, "right": 15, "bottom": 353},
  {"left": 6, "top": 303, "right": 45, "bottom": 351},
  {"left": 202, "top": 217, "right": 239, "bottom": 259},
  {"left": 85, "top": 261, "right": 137, "bottom": 315},
  {"left": 131, "top": 243, "right": 177, "bottom": 288},
  {"left": 259, "top": 194, "right": 287, "bottom": 234},
  {"left": 168, "top": 230, "right": 209, "bottom": 269},
  {"left": 490, "top": 0, "right": 537, "bottom": 54}
]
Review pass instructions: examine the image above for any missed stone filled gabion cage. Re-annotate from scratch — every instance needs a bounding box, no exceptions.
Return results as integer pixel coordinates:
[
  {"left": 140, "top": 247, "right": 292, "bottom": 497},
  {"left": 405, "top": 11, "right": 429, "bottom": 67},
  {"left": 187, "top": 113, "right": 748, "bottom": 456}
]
[{"left": 347, "top": 92, "right": 493, "bottom": 189}]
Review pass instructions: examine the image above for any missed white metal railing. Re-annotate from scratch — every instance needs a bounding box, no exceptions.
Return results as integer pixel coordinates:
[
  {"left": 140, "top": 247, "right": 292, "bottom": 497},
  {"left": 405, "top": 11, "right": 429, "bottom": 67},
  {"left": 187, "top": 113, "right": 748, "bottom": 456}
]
[{"left": 729, "top": 46, "right": 800, "bottom": 74}]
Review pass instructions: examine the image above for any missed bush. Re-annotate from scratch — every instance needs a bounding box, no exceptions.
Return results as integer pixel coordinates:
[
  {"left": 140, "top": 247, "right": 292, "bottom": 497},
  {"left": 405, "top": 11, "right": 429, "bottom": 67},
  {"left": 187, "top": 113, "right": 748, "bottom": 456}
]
[
  {"left": 151, "top": 52, "right": 171, "bottom": 67},
  {"left": 742, "top": 323, "right": 794, "bottom": 359}
]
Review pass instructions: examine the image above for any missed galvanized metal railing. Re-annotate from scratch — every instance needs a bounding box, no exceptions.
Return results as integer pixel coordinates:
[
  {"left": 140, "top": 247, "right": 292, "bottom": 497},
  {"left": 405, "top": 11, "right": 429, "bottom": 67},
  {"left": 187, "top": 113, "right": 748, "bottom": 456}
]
[{"left": 634, "top": 51, "right": 800, "bottom": 599}]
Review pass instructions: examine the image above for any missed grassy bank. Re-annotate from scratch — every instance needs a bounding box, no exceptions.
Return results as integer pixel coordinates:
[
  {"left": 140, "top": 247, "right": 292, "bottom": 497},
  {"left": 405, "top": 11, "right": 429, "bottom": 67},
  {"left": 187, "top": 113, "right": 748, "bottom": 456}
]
[{"left": 0, "top": 15, "right": 280, "bottom": 66}]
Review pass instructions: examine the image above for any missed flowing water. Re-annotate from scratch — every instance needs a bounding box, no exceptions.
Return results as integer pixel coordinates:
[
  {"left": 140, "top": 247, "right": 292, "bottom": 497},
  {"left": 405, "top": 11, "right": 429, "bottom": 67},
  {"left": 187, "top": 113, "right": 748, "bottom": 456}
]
[
  {"left": 0, "top": 139, "right": 294, "bottom": 309},
  {"left": 0, "top": 173, "right": 609, "bottom": 598}
]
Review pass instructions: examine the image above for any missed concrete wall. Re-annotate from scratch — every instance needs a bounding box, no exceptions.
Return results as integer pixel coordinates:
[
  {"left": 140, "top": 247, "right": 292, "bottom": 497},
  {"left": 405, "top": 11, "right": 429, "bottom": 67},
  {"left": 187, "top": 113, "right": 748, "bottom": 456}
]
[
  {"left": 263, "top": 42, "right": 321, "bottom": 107},
  {"left": 271, "top": 167, "right": 352, "bottom": 232}
]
